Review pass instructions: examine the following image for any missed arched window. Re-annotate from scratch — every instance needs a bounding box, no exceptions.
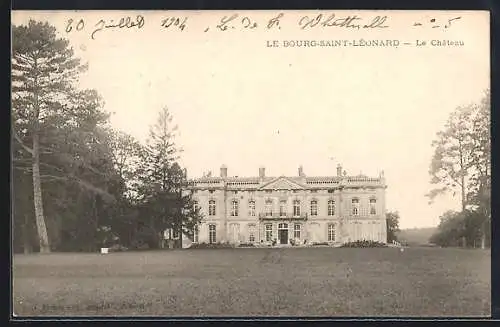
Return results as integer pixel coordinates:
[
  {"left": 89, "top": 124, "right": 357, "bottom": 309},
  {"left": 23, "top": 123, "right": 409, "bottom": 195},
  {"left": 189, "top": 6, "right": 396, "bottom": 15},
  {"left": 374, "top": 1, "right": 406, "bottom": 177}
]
[
  {"left": 231, "top": 199, "right": 239, "bottom": 216},
  {"left": 310, "top": 200, "right": 318, "bottom": 216},
  {"left": 293, "top": 200, "right": 301, "bottom": 217},
  {"left": 351, "top": 198, "right": 359, "bottom": 216},
  {"left": 248, "top": 200, "right": 256, "bottom": 217},
  {"left": 209, "top": 200, "right": 216, "bottom": 216},
  {"left": 328, "top": 200, "right": 335, "bottom": 216},
  {"left": 265, "top": 199, "right": 273, "bottom": 217},
  {"left": 369, "top": 198, "right": 377, "bottom": 215}
]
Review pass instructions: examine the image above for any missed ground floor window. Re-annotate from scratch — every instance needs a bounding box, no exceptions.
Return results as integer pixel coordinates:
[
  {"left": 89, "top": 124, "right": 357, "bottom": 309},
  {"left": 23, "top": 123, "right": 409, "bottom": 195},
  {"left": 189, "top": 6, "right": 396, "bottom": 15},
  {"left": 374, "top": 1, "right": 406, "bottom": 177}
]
[
  {"left": 265, "top": 224, "right": 273, "bottom": 242},
  {"left": 248, "top": 224, "right": 256, "bottom": 243},
  {"left": 209, "top": 224, "right": 216, "bottom": 244},
  {"left": 294, "top": 224, "right": 301, "bottom": 239},
  {"left": 193, "top": 226, "right": 199, "bottom": 243},
  {"left": 328, "top": 224, "right": 336, "bottom": 242}
]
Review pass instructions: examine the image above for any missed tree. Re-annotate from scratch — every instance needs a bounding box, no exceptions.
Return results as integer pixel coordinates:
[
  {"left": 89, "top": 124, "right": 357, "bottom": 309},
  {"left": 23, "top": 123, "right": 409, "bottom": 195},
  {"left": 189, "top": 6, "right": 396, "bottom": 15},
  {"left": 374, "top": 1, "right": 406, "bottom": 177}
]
[
  {"left": 427, "top": 106, "right": 475, "bottom": 211},
  {"left": 12, "top": 20, "right": 88, "bottom": 253},
  {"left": 429, "top": 210, "right": 466, "bottom": 247},
  {"left": 386, "top": 211, "right": 400, "bottom": 243},
  {"left": 467, "top": 90, "right": 491, "bottom": 248},
  {"left": 133, "top": 107, "right": 203, "bottom": 248},
  {"left": 427, "top": 90, "right": 490, "bottom": 248}
]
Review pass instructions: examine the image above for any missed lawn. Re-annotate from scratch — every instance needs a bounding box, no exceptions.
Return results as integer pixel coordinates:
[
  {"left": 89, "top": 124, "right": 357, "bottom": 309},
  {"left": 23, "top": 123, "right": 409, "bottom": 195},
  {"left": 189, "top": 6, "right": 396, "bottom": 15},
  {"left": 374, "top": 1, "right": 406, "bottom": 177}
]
[{"left": 12, "top": 247, "right": 490, "bottom": 317}]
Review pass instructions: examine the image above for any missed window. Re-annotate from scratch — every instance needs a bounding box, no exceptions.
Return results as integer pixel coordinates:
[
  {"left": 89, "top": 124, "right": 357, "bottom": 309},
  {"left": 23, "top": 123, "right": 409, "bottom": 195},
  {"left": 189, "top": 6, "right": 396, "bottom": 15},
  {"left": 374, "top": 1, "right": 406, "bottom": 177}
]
[
  {"left": 369, "top": 198, "right": 377, "bottom": 215},
  {"left": 293, "top": 200, "right": 301, "bottom": 217},
  {"left": 248, "top": 200, "right": 256, "bottom": 217},
  {"left": 265, "top": 190, "right": 272, "bottom": 193},
  {"left": 328, "top": 224, "right": 336, "bottom": 241},
  {"left": 265, "top": 199, "right": 273, "bottom": 217},
  {"left": 209, "top": 200, "right": 216, "bottom": 216},
  {"left": 310, "top": 200, "right": 318, "bottom": 216},
  {"left": 231, "top": 200, "right": 239, "bottom": 216},
  {"left": 209, "top": 189, "right": 215, "bottom": 194},
  {"left": 233, "top": 191, "right": 238, "bottom": 194},
  {"left": 193, "top": 226, "right": 199, "bottom": 243},
  {"left": 248, "top": 224, "right": 256, "bottom": 243},
  {"left": 265, "top": 224, "right": 273, "bottom": 242},
  {"left": 351, "top": 198, "right": 359, "bottom": 216},
  {"left": 209, "top": 224, "right": 216, "bottom": 244},
  {"left": 294, "top": 224, "right": 301, "bottom": 239},
  {"left": 173, "top": 228, "right": 179, "bottom": 239},
  {"left": 280, "top": 200, "right": 287, "bottom": 217},
  {"left": 193, "top": 200, "right": 199, "bottom": 212},
  {"left": 328, "top": 189, "right": 334, "bottom": 193},
  {"left": 328, "top": 200, "right": 335, "bottom": 216}
]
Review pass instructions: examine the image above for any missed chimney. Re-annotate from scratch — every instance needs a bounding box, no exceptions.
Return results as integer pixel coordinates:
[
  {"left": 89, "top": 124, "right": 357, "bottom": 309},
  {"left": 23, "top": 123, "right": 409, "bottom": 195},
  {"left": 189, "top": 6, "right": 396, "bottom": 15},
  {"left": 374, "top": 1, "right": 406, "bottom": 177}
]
[
  {"left": 298, "top": 165, "right": 304, "bottom": 177},
  {"left": 220, "top": 164, "right": 227, "bottom": 178},
  {"left": 259, "top": 166, "right": 265, "bottom": 178},
  {"left": 337, "top": 164, "right": 342, "bottom": 177}
]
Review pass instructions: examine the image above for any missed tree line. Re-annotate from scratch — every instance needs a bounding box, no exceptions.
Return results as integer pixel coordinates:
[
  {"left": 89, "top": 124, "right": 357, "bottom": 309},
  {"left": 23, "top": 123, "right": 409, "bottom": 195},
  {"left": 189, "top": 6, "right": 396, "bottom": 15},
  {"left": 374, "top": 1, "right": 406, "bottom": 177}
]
[
  {"left": 427, "top": 89, "right": 491, "bottom": 248},
  {"left": 12, "top": 20, "right": 203, "bottom": 253}
]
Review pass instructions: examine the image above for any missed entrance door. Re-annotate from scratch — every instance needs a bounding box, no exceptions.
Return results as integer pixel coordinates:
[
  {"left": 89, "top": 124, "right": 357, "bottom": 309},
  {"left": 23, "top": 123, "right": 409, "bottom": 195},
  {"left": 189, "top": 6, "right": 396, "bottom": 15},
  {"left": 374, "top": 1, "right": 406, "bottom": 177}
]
[{"left": 278, "top": 223, "right": 288, "bottom": 244}]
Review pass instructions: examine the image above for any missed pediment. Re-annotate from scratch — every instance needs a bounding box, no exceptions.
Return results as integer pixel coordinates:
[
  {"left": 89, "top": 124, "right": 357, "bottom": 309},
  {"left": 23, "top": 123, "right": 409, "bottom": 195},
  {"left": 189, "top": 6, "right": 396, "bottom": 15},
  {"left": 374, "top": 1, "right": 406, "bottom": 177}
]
[{"left": 259, "top": 177, "right": 305, "bottom": 190}]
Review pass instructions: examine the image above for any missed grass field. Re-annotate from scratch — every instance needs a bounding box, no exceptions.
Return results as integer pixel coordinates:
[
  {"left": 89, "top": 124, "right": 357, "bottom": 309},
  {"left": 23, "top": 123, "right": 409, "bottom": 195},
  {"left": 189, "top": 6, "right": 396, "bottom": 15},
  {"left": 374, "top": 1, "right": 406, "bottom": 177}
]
[{"left": 12, "top": 247, "right": 490, "bottom": 317}]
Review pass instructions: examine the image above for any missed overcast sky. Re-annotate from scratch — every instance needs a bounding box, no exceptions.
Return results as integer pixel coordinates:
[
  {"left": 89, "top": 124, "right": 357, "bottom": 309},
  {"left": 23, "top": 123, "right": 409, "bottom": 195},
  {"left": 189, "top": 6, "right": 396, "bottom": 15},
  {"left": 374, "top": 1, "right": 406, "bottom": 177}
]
[{"left": 12, "top": 10, "right": 489, "bottom": 228}]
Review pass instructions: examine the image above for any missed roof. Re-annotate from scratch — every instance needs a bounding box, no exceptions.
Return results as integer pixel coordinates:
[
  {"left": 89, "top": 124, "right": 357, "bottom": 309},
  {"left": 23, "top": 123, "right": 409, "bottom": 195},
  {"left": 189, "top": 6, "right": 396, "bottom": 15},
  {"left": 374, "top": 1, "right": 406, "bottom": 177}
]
[{"left": 188, "top": 174, "right": 385, "bottom": 189}]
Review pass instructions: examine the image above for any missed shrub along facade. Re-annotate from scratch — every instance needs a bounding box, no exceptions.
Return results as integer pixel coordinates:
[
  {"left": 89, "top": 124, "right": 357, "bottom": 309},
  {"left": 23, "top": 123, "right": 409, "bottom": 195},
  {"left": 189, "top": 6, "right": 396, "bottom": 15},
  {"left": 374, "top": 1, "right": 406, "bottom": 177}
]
[{"left": 183, "top": 164, "right": 388, "bottom": 247}]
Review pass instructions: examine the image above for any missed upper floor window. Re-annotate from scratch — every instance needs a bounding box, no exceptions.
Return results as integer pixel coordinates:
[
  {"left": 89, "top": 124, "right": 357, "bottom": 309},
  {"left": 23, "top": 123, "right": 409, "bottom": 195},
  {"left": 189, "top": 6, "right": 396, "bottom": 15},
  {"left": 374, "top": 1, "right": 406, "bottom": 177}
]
[
  {"left": 369, "top": 198, "right": 377, "bottom": 215},
  {"left": 209, "top": 189, "right": 215, "bottom": 194},
  {"left": 193, "top": 200, "right": 199, "bottom": 212},
  {"left": 248, "top": 200, "right": 256, "bottom": 217},
  {"left": 209, "top": 200, "right": 216, "bottom": 216},
  {"left": 328, "top": 189, "right": 334, "bottom": 193},
  {"left": 231, "top": 200, "right": 239, "bottom": 216},
  {"left": 310, "top": 200, "right": 318, "bottom": 216},
  {"left": 328, "top": 200, "right": 335, "bottom": 216},
  {"left": 293, "top": 200, "right": 301, "bottom": 217},
  {"left": 351, "top": 198, "right": 359, "bottom": 216},
  {"left": 265, "top": 199, "right": 273, "bottom": 217},
  {"left": 280, "top": 200, "right": 287, "bottom": 217}
]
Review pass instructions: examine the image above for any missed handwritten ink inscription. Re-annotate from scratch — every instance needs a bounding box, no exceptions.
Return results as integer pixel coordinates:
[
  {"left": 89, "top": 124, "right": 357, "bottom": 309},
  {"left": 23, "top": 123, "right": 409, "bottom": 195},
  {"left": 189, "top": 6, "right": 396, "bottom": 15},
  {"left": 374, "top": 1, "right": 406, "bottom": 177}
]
[
  {"left": 63, "top": 13, "right": 463, "bottom": 40},
  {"left": 91, "top": 15, "right": 145, "bottom": 40}
]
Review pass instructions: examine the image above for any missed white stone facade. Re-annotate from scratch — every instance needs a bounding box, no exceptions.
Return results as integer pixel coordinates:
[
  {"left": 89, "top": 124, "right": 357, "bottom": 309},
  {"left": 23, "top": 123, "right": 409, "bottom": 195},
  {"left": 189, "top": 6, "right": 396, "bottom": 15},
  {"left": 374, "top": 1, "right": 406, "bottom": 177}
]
[{"left": 184, "top": 165, "right": 388, "bottom": 247}]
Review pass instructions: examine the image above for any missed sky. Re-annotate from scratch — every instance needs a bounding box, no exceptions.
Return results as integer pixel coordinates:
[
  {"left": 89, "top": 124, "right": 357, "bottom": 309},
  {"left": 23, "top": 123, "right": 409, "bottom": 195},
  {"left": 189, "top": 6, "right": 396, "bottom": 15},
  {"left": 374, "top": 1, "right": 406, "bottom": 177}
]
[{"left": 12, "top": 10, "right": 490, "bottom": 228}]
